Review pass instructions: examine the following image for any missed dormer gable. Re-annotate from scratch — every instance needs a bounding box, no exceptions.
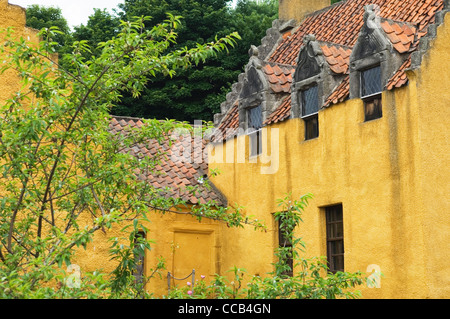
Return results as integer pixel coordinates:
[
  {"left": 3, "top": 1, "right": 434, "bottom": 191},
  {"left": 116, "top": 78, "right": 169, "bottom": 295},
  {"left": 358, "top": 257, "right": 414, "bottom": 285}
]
[
  {"left": 291, "top": 35, "right": 349, "bottom": 119},
  {"left": 351, "top": 4, "right": 391, "bottom": 60},
  {"left": 239, "top": 46, "right": 269, "bottom": 104},
  {"left": 349, "top": 4, "right": 411, "bottom": 100},
  {"left": 238, "top": 46, "right": 273, "bottom": 130},
  {"left": 294, "top": 34, "right": 324, "bottom": 83}
]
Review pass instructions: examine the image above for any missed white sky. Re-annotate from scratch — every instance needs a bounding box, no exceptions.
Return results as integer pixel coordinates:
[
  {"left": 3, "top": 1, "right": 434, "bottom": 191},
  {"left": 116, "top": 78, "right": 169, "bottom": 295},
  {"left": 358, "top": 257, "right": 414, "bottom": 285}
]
[
  {"left": 9, "top": 0, "right": 125, "bottom": 28},
  {"left": 9, "top": 0, "right": 240, "bottom": 29}
]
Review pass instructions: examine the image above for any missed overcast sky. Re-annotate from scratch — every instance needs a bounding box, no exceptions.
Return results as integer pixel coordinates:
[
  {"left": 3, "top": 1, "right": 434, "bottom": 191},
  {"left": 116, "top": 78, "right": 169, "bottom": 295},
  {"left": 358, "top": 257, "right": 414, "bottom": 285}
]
[
  {"left": 9, "top": 0, "right": 240, "bottom": 29},
  {"left": 9, "top": 0, "right": 125, "bottom": 28}
]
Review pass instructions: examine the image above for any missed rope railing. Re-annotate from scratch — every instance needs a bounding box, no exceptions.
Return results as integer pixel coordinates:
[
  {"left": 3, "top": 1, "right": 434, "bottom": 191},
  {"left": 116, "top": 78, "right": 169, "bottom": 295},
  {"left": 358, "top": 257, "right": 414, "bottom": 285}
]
[{"left": 167, "top": 269, "right": 195, "bottom": 294}]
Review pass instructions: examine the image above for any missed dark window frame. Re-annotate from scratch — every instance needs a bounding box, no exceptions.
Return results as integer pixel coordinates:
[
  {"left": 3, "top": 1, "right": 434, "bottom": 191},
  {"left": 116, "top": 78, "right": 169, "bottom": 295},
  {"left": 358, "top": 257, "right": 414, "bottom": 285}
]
[
  {"left": 303, "top": 114, "right": 319, "bottom": 140},
  {"left": 360, "top": 65, "right": 382, "bottom": 121},
  {"left": 325, "top": 204, "right": 344, "bottom": 273},
  {"left": 300, "top": 85, "right": 319, "bottom": 140}
]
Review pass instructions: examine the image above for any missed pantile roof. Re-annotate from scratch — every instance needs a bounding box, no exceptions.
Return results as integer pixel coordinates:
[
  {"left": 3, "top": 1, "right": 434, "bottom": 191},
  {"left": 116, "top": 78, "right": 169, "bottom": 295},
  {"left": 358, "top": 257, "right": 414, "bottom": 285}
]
[
  {"left": 270, "top": 0, "right": 443, "bottom": 65},
  {"left": 381, "top": 19, "right": 418, "bottom": 53},
  {"left": 245, "top": 0, "right": 445, "bottom": 129},
  {"left": 108, "top": 116, "right": 226, "bottom": 206},
  {"left": 213, "top": 104, "right": 240, "bottom": 142},
  {"left": 264, "top": 95, "right": 291, "bottom": 125},
  {"left": 386, "top": 56, "right": 412, "bottom": 90},
  {"left": 262, "top": 63, "right": 295, "bottom": 93},
  {"left": 324, "top": 75, "right": 351, "bottom": 107},
  {"left": 321, "top": 43, "right": 352, "bottom": 75}
]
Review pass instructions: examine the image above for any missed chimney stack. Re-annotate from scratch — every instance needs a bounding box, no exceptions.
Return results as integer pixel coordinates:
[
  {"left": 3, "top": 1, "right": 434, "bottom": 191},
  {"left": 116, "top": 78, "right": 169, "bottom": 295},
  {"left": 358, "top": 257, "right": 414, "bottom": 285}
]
[{"left": 279, "top": 0, "right": 331, "bottom": 22}]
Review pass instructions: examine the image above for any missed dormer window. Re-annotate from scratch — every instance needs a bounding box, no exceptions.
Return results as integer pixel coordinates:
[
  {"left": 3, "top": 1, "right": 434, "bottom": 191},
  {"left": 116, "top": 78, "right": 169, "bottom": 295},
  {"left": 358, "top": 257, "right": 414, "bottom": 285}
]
[
  {"left": 349, "top": 5, "right": 410, "bottom": 123},
  {"left": 361, "top": 65, "right": 382, "bottom": 121},
  {"left": 301, "top": 85, "right": 319, "bottom": 117},
  {"left": 292, "top": 35, "right": 347, "bottom": 142},
  {"left": 248, "top": 104, "right": 263, "bottom": 156},
  {"left": 300, "top": 85, "right": 319, "bottom": 140}
]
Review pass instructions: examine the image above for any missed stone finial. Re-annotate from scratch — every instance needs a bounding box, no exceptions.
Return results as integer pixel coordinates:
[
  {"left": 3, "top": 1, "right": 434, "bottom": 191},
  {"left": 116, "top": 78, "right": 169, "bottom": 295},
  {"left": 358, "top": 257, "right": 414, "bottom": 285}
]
[
  {"left": 303, "top": 34, "right": 323, "bottom": 56},
  {"left": 364, "top": 4, "right": 381, "bottom": 30},
  {"left": 248, "top": 45, "right": 259, "bottom": 57}
]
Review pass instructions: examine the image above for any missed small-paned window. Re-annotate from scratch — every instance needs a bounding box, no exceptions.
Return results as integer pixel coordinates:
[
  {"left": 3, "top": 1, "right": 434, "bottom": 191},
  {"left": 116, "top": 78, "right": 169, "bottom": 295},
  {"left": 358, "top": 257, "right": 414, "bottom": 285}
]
[
  {"left": 304, "top": 114, "right": 318, "bottom": 140},
  {"left": 301, "top": 85, "right": 319, "bottom": 117},
  {"left": 248, "top": 105, "right": 263, "bottom": 156},
  {"left": 300, "top": 85, "right": 319, "bottom": 140},
  {"left": 361, "top": 66, "right": 382, "bottom": 121},
  {"left": 325, "top": 205, "right": 344, "bottom": 273}
]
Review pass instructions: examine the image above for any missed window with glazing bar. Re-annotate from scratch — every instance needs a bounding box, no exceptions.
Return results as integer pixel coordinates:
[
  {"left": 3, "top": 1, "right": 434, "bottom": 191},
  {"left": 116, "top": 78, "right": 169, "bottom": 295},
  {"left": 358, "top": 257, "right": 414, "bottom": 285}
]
[
  {"left": 301, "top": 85, "right": 319, "bottom": 140},
  {"left": 325, "top": 204, "right": 344, "bottom": 273},
  {"left": 247, "top": 105, "right": 263, "bottom": 156},
  {"left": 361, "top": 65, "right": 382, "bottom": 121}
]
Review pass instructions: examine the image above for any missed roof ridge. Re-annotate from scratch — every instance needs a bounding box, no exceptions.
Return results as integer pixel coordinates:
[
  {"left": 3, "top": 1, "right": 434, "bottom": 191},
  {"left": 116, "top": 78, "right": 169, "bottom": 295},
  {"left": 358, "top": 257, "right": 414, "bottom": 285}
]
[
  {"left": 317, "top": 41, "right": 354, "bottom": 50},
  {"left": 111, "top": 115, "right": 144, "bottom": 122},
  {"left": 264, "top": 61, "right": 295, "bottom": 68},
  {"left": 303, "top": 0, "right": 348, "bottom": 20},
  {"left": 379, "top": 16, "right": 420, "bottom": 27}
]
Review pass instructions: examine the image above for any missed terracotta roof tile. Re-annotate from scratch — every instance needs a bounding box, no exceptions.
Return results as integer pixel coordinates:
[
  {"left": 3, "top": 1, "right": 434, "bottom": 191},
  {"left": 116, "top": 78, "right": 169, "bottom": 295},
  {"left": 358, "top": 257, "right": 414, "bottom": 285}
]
[
  {"left": 386, "top": 56, "right": 411, "bottom": 90},
  {"left": 213, "top": 104, "right": 239, "bottom": 142},
  {"left": 320, "top": 43, "right": 352, "bottom": 74},
  {"left": 262, "top": 63, "right": 295, "bottom": 93},
  {"left": 108, "top": 116, "right": 226, "bottom": 206},
  {"left": 324, "top": 76, "right": 350, "bottom": 107},
  {"left": 381, "top": 19, "right": 418, "bottom": 53},
  {"left": 269, "top": 0, "right": 443, "bottom": 65},
  {"left": 264, "top": 96, "right": 291, "bottom": 125}
]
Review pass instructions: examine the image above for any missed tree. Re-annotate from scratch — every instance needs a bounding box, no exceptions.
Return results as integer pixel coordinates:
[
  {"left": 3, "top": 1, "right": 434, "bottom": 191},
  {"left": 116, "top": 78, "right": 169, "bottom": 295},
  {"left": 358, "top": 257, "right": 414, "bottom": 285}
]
[
  {"left": 0, "top": 16, "right": 248, "bottom": 298},
  {"left": 109, "top": 0, "right": 278, "bottom": 122},
  {"left": 72, "top": 9, "right": 121, "bottom": 57},
  {"left": 25, "top": 5, "right": 71, "bottom": 53},
  {"left": 226, "top": 0, "right": 278, "bottom": 75}
]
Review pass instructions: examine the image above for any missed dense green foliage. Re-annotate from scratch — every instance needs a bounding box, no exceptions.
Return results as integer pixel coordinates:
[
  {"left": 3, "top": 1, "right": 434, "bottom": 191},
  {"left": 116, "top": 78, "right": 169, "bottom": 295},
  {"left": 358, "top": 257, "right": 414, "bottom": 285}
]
[
  {"left": 113, "top": 0, "right": 278, "bottom": 122},
  {"left": 24, "top": 0, "right": 278, "bottom": 122},
  {"left": 0, "top": 16, "right": 245, "bottom": 299},
  {"left": 168, "top": 194, "right": 365, "bottom": 299},
  {"left": 25, "top": 5, "right": 71, "bottom": 53},
  {"left": 72, "top": 9, "right": 121, "bottom": 58}
]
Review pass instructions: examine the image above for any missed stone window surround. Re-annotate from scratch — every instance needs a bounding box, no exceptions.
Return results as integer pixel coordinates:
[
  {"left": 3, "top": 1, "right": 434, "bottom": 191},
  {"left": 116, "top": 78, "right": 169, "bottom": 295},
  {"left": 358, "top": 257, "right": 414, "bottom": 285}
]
[
  {"left": 349, "top": 50, "right": 391, "bottom": 100},
  {"left": 290, "top": 43, "right": 405, "bottom": 126},
  {"left": 291, "top": 75, "right": 323, "bottom": 119},
  {"left": 349, "top": 5, "right": 407, "bottom": 100},
  {"left": 290, "top": 35, "right": 345, "bottom": 120},
  {"left": 239, "top": 93, "right": 269, "bottom": 132},
  {"left": 237, "top": 55, "right": 273, "bottom": 132}
]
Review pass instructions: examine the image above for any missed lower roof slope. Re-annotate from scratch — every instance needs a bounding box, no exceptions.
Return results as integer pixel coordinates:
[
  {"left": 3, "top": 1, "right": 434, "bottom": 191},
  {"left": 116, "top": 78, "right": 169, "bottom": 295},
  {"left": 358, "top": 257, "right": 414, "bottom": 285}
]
[{"left": 109, "top": 116, "right": 226, "bottom": 206}]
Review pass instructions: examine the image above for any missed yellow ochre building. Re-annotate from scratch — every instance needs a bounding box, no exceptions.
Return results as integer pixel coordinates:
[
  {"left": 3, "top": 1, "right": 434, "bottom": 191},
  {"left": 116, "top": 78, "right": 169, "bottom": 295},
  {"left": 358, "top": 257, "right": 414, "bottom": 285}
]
[
  {"left": 1, "top": 0, "right": 449, "bottom": 298},
  {"left": 210, "top": 0, "right": 450, "bottom": 299}
]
